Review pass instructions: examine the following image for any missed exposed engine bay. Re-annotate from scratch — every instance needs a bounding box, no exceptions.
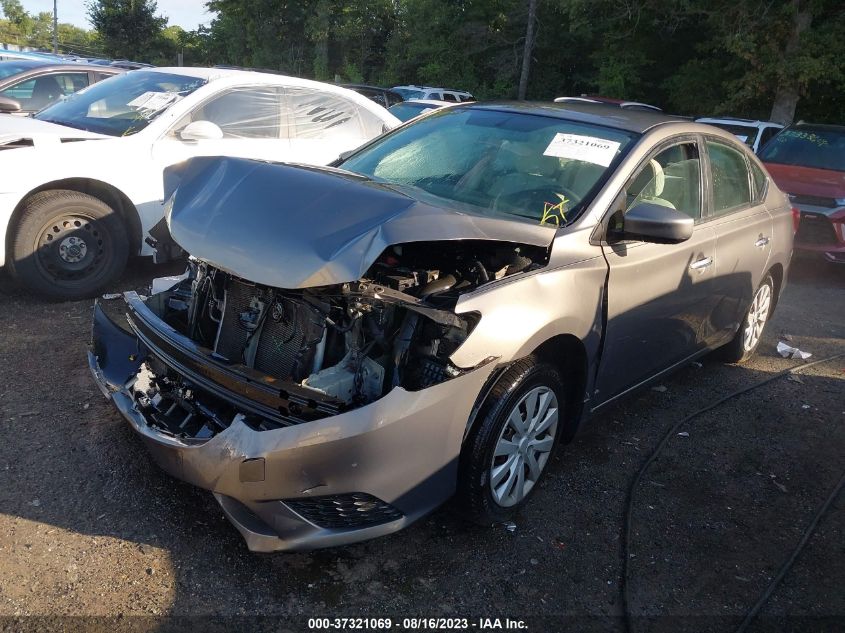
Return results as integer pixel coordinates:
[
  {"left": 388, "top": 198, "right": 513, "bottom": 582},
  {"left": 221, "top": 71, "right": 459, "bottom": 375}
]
[{"left": 131, "top": 240, "right": 547, "bottom": 439}]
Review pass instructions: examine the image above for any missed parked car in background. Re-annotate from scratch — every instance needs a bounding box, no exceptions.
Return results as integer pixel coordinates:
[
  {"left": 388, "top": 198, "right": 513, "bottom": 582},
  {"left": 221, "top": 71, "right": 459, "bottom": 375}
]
[
  {"left": 342, "top": 84, "right": 403, "bottom": 108},
  {"left": 392, "top": 85, "right": 475, "bottom": 102},
  {"left": 760, "top": 122, "right": 845, "bottom": 264},
  {"left": 696, "top": 117, "right": 783, "bottom": 154},
  {"left": 0, "top": 67, "right": 400, "bottom": 299},
  {"left": 388, "top": 98, "right": 455, "bottom": 122},
  {"left": 89, "top": 102, "right": 791, "bottom": 552},
  {"left": 555, "top": 96, "right": 662, "bottom": 112},
  {"left": 0, "top": 48, "right": 63, "bottom": 62},
  {"left": 0, "top": 60, "right": 123, "bottom": 115}
]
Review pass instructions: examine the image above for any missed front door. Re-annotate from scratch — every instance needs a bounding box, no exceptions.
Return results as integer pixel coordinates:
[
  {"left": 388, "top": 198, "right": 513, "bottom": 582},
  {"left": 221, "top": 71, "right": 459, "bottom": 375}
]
[
  {"left": 151, "top": 85, "right": 292, "bottom": 169},
  {"left": 595, "top": 140, "right": 717, "bottom": 403}
]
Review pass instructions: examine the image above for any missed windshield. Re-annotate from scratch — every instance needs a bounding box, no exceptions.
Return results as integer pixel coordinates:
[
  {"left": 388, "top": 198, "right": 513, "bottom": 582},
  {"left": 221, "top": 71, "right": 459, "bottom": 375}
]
[
  {"left": 341, "top": 107, "right": 637, "bottom": 226},
  {"left": 759, "top": 126, "right": 845, "bottom": 172},
  {"left": 35, "top": 70, "right": 206, "bottom": 136},
  {"left": 388, "top": 101, "right": 442, "bottom": 122},
  {"left": 393, "top": 87, "right": 424, "bottom": 99},
  {"left": 0, "top": 61, "right": 43, "bottom": 80}
]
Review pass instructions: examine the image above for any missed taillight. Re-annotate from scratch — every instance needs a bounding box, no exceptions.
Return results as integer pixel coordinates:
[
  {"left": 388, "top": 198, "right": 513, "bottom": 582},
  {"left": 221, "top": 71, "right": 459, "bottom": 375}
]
[{"left": 791, "top": 207, "right": 801, "bottom": 234}]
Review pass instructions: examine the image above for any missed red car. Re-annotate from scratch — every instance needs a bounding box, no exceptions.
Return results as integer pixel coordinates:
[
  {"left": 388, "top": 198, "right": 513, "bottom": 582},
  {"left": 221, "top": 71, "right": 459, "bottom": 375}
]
[{"left": 760, "top": 123, "right": 845, "bottom": 263}]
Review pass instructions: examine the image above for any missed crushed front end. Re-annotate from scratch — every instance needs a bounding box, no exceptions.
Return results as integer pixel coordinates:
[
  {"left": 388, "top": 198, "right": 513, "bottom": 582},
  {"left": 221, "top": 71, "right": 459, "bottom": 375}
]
[{"left": 89, "top": 240, "right": 546, "bottom": 551}]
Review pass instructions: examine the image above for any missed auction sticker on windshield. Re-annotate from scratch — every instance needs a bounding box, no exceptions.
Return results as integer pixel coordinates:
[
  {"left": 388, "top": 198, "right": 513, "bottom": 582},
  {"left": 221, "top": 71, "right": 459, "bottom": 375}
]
[
  {"left": 543, "top": 133, "right": 621, "bottom": 166},
  {"left": 128, "top": 91, "right": 180, "bottom": 112}
]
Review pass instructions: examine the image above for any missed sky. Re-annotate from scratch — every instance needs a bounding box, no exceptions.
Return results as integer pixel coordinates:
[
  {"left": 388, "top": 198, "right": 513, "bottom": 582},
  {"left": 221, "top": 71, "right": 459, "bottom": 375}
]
[{"left": 20, "top": 1, "right": 214, "bottom": 31}]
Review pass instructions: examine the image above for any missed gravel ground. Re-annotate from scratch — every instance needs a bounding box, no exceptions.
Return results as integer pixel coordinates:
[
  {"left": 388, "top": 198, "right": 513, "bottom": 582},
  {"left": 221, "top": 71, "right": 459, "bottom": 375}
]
[{"left": 0, "top": 256, "right": 842, "bottom": 632}]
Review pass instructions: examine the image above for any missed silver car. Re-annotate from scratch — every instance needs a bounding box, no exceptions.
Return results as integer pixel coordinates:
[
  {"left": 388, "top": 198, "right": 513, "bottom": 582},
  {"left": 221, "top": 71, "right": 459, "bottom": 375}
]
[{"left": 89, "top": 102, "right": 793, "bottom": 552}]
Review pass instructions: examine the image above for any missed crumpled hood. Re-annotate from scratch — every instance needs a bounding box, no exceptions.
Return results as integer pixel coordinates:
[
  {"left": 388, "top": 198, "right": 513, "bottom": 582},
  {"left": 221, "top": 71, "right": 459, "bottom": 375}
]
[
  {"left": 0, "top": 114, "right": 109, "bottom": 147},
  {"left": 164, "top": 156, "right": 557, "bottom": 289}
]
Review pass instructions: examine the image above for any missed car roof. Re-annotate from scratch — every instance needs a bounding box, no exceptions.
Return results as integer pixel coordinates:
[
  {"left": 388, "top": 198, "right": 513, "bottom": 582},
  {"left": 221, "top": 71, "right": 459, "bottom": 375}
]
[
  {"left": 0, "top": 60, "right": 123, "bottom": 73},
  {"left": 696, "top": 117, "right": 782, "bottom": 127},
  {"left": 466, "top": 101, "right": 685, "bottom": 133}
]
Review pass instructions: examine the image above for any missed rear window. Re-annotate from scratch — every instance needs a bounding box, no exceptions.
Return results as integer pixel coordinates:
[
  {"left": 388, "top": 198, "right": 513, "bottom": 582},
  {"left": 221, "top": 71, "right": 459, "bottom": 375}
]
[
  {"left": 387, "top": 101, "right": 439, "bottom": 122},
  {"left": 705, "top": 123, "right": 758, "bottom": 148},
  {"left": 758, "top": 127, "right": 845, "bottom": 172}
]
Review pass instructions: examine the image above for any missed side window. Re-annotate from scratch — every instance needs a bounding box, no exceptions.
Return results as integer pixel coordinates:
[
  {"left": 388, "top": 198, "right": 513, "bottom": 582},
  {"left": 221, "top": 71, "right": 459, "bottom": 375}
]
[
  {"left": 186, "top": 87, "right": 282, "bottom": 139},
  {"left": 758, "top": 126, "right": 780, "bottom": 151},
  {"left": 706, "top": 140, "right": 752, "bottom": 216},
  {"left": 427, "top": 92, "right": 442, "bottom": 100},
  {"left": 625, "top": 142, "right": 701, "bottom": 219},
  {"left": 53, "top": 73, "right": 89, "bottom": 94},
  {"left": 441, "top": 92, "right": 458, "bottom": 103},
  {"left": 0, "top": 72, "right": 89, "bottom": 110},
  {"left": 287, "top": 87, "right": 383, "bottom": 139}
]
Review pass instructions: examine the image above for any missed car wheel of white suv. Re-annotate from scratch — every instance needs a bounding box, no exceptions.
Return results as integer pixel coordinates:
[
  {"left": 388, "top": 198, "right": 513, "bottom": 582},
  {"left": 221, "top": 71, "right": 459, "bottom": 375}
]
[{"left": 9, "top": 190, "right": 128, "bottom": 301}]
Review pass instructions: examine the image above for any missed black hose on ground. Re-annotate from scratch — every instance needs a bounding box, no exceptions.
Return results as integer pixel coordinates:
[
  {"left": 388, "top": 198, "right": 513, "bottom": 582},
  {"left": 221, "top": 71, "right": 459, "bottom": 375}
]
[{"left": 621, "top": 352, "right": 845, "bottom": 633}]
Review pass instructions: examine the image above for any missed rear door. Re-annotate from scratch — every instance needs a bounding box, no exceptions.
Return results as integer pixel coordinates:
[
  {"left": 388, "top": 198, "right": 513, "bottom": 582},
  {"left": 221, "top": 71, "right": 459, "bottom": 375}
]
[
  {"left": 286, "top": 86, "right": 387, "bottom": 165},
  {"left": 701, "top": 137, "right": 772, "bottom": 347},
  {"left": 596, "top": 138, "right": 718, "bottom": 402}
]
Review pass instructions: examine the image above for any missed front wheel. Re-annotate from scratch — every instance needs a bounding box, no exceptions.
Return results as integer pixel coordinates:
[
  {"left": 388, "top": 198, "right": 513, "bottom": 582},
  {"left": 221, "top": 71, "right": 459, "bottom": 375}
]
[
  {"left": 8, "top": 190, "right": 129, "bottom": 301},
  {"left": 456, "top": 357, "right": 565, "bottom": 525},
  {"left": 721, "top": 274, "right": 774, "bottom": 363}
]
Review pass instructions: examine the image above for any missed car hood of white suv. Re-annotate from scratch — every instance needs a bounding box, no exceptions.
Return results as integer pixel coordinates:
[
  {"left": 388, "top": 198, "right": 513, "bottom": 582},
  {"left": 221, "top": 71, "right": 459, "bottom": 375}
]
[{"left": 0, "top": 114, "right": 109, "bottom": 147}]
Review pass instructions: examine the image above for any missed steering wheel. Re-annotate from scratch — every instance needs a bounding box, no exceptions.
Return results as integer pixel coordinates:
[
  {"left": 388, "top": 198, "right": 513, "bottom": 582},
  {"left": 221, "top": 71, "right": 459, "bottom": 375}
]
[{"left": 492, "top": 184, "right": 582, "bottom": 225}]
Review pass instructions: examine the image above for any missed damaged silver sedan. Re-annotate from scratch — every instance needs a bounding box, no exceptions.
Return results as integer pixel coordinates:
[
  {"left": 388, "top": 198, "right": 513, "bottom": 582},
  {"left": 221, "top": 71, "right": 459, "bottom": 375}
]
[{"left": 89, "top": 103, "right": 793, "bottom": 551}]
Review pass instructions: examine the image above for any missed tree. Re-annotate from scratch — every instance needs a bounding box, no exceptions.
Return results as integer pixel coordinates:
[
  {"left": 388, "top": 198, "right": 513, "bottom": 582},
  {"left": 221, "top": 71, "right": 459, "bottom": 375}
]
[
  {"left": 517, "top": 0, "right": 537, "bottom": 99},
  {"left": 87, "top": 0, "right": 167, "bottom": 61}
]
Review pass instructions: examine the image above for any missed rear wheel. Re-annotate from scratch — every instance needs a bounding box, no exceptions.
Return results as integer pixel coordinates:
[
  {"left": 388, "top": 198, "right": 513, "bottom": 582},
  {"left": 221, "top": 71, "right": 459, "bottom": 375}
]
[
  {"left": 457, "top": 357, "right": 565, "bottom": 525},
  {"left": 721, "top": 274, "right": 774, "bottom": 363},
  {"left": 8, "top": 190, "right": 128, "bottom": 300}
]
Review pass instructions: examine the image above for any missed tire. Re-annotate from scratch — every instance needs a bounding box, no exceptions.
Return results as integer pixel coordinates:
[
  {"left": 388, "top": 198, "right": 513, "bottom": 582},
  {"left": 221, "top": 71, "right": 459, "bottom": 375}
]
[
  {"left": 456, "top": 357, "right": 566, "bottom": 525},
  {"left": 721, "top": 274, "right": 774, "bottom": 364},
  {"left": 8, "top": 190, "right": 128, "bottom": 301}
]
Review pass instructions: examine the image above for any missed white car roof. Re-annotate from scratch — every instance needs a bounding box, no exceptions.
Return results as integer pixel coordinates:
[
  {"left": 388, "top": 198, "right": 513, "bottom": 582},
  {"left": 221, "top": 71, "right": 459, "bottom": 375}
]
[{"left": 148, "top": 67, "right": 400, "bottom": 125}]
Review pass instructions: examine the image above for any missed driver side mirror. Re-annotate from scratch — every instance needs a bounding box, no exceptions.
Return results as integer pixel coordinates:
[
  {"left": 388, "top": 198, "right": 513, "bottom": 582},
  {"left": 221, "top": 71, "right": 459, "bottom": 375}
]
[
  {"left": 619, "top": 201, "right": 694, "bottom": 244},
  {"left": 0, "top": 96, "right": 22, "bottom": 113},
  {"left": 179, "top": 120, "right": 223, "bottom": 142}
]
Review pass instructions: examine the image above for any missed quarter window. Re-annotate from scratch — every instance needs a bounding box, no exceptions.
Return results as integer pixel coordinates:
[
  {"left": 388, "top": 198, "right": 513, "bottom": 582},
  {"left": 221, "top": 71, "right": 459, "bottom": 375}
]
[
  {"left": 625, "top": 142, "right": 701, "bottom": 219},
  {"left": 749, "top": 159, "right": 767, "bottom": 202},
  {"left": 706, "top": 140, "right": 752, "bottom": 215}
]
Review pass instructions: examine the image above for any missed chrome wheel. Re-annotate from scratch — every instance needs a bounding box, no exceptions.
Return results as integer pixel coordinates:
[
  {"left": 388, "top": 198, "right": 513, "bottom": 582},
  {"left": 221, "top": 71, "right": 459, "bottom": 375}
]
[
  {"left": 742, "top": 282, "right": 772, "bottom": 352},
  {"left": 489, "top": 386, "right": 558, "bottom": 508}
]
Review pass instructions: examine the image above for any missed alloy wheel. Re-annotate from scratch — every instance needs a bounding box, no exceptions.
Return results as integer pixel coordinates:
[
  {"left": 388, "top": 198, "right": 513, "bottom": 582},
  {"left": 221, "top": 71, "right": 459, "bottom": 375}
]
[
  {"left": 489, "top": 386, "right": 559, "bottom": 507},
  {"left": 743, "top": 282, "right": 772, "bottom": 352}
]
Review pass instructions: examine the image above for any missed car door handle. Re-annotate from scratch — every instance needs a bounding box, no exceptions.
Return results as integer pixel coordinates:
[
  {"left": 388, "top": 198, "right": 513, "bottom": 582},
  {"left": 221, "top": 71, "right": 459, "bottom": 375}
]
[
  {"left": 755, "top": 237, "right": 770, "bottom": 248},
  {"left": 689, "top": 256, "right": 713, "bottom": 271}
]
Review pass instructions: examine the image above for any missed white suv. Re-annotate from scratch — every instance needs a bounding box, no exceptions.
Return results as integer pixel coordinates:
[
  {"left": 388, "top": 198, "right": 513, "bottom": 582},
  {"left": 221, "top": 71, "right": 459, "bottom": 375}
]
[
  {"left": 695, "top": 117, "right": 784, "bottom": 154},
  {"left": 391, "top": 85, "right": 474, "bottom": 103},
  {"left": 0, "top": 67, "right": 399, "bottom": 299}
]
